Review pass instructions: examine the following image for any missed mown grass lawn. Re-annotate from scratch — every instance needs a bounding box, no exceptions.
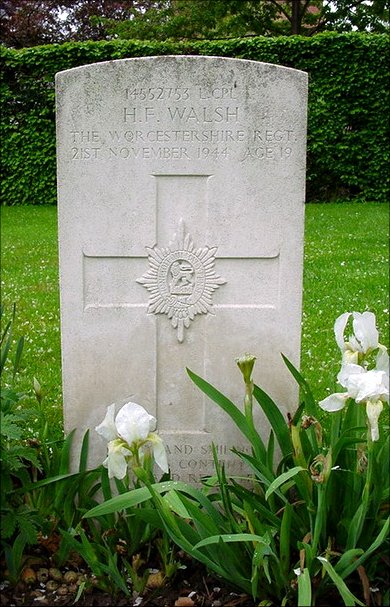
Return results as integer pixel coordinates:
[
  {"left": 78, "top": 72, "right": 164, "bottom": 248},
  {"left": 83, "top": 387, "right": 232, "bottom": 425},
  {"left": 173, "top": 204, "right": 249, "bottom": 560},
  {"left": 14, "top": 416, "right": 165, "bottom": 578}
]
[{"left": 1, "top": 202, "right": 389, "bottom": 437}]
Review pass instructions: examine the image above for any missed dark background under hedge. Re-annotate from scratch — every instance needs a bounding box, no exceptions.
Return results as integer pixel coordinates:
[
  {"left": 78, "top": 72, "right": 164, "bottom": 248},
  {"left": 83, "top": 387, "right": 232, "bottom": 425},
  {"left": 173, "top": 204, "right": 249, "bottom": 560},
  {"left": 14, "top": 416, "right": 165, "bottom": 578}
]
[{"left": 1, "top": 32, "right": 389, "bottom": 205}]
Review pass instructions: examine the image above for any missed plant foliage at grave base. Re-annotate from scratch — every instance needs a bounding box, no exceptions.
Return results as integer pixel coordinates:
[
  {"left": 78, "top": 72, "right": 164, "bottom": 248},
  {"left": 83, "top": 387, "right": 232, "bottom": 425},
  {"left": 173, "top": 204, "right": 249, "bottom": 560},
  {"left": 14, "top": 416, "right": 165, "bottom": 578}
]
[
  {"left": 1, "top": 32, "right": 389, "bottom": 206},
  {"left": 85, "top": 315, "right": 390, "bottom": 606},
  {"left": 0, "top": 306, "right": 176, "bottom": 595},
  {"left": 0, "top": 305, "right": 106, "bottom": 584}
]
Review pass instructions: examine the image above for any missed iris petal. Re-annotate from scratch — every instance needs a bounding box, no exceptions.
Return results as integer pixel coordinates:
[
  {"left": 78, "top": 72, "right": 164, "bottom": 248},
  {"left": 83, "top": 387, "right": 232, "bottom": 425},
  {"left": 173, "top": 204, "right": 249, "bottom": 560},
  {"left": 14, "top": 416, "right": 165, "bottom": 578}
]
[
  {"left": 334, "top": 312, "right": 350, "bottom": 351},
  {"left": 353, "top": 311, "right": 379, "bottom": 353},
  {"left": 104, "top": 439, "right": 129, "bottom": 479},
  {"left": 376, "top": 345, "right": 389, "bottom": 374},
  {"left": 347, "top": 370, "right": 388, "bottom": 403},
  {"left": 116, "top": 402, "right": 156, "bottom": 445},
  {"left": 319, "top": 393, "right": 349, "bottom": 412},
  {"left": 95, "top": 403, "right": 117, "bottom": 442},
  {"left": 149, "top": 433, "right": 169, "bottom": 474},
  {"left": 337, "top": 363, "right": 364, "bottom": 388},
  {"left": 366, "top": 401, "right": 383, "bottom": 442}
]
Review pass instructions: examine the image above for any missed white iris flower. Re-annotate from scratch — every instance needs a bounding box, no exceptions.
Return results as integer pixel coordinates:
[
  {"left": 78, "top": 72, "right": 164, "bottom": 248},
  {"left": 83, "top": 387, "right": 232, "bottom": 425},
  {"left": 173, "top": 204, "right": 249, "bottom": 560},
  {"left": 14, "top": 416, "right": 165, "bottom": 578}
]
[
  {"left": 95, "top": 402, "right": 169, "bottom": 479},
  {"left": 320, "top": 312, "right": 389, "bottom": 441}
]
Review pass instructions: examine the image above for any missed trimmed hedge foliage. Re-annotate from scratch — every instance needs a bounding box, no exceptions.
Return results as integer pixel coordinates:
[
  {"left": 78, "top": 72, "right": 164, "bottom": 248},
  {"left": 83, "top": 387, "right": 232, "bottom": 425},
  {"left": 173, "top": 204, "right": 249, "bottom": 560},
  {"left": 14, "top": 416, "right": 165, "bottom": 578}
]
[{"left": 1, "top": 32, "right": 389, "bottom": 205}]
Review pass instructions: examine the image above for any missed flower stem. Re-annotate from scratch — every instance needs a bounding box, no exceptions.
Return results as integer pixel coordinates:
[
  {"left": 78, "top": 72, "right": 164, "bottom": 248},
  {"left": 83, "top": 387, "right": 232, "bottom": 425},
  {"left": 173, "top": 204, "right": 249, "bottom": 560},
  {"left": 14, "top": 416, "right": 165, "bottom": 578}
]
[{"left": 346, "top": 437, "right": 375, "bottom": 549}]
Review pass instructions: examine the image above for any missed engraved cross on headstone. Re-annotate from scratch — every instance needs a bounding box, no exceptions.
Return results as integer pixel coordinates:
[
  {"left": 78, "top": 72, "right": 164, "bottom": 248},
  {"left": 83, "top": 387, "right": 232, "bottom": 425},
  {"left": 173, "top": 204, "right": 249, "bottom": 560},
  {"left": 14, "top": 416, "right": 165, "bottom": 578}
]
[{"left": 83, "top": 173, "right": 280, "bottom": 435}]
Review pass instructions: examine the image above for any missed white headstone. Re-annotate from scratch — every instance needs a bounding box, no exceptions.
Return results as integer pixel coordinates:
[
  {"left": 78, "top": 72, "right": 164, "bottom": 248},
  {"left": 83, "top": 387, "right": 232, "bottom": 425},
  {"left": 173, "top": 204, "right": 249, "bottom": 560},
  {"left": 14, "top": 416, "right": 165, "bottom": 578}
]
[{"left": 56, "top": 56, "right": 307, "bottom": 481}]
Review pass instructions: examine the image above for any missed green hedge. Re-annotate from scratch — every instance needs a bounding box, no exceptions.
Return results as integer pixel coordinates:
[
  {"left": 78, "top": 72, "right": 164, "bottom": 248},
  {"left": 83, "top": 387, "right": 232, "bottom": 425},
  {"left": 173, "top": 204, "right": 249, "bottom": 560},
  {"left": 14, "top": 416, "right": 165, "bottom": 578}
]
[{"left": 1, "top": 33, "right": 389, "bottom": 205}]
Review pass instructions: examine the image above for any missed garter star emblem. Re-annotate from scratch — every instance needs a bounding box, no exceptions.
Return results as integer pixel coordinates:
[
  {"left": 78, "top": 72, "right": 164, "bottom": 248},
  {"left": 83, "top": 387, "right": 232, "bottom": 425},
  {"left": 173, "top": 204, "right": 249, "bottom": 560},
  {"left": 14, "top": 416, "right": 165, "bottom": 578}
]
[{"left": 137, "top": 219, "right": 226, "bottom": 342}]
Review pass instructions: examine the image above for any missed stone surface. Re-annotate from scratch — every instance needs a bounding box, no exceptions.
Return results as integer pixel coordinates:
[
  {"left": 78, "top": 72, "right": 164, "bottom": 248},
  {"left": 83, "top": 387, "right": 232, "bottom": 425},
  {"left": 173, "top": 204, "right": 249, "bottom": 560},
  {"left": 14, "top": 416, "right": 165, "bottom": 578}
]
[{"left": 56, "top": 56, "right": 308, "bottom": 481}]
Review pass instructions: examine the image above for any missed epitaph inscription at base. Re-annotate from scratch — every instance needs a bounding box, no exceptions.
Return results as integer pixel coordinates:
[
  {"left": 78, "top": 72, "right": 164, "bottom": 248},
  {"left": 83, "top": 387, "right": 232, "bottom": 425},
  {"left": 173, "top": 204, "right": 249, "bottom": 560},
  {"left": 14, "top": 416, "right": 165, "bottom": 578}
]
[{"left": 56, "top": 56, "right": 308, "bottom": 480}]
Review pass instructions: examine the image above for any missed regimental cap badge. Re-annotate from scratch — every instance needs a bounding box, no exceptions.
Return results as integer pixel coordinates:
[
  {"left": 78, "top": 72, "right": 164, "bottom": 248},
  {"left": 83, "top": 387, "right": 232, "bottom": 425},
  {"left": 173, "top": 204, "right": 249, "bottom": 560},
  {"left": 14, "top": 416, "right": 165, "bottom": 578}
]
[{"left": 137, "top": 219, "right": 226, "bottom": 342}]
